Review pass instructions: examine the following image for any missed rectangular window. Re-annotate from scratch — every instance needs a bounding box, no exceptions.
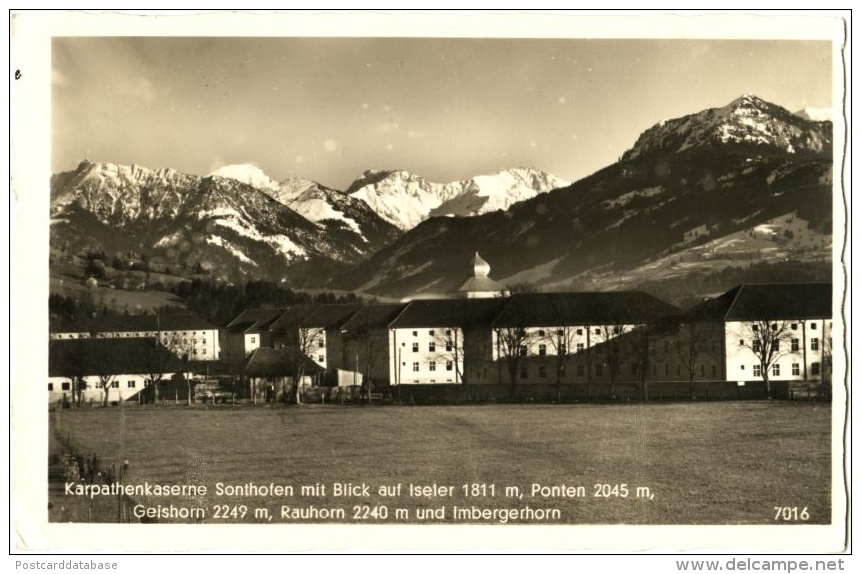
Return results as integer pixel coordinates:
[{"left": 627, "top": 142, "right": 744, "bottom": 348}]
[
  {"left": 250, "top": 336, "right": 256, "bottom": 344},
  {"left": 412, "top": 362, "right": 419, "bottom": 372},
  {"left": 111, "top": 381, "right": 119, "bottom": 388},
  {"left": 752, "top": 341, "right": 761, "bottom": 353},
  {"left": 412, "top": 342, "right": 419, "bottom": 352},
  {"left": 753, "top": 365, "right": 762, "bottom": 377},
  {"left": 446, "top": 342, "right": 453, "bottom": 352},
  {"left": 412, "top": 331, "right": 418, "bottom": 337},
  {"left": 752, "top": 324, "right": 759, "bottom": 332},
  {"left": 127, "top": 380, "right": 135, "bottom": 388},
  {"left": 61, "top": 382, "right": 70, "bottom": 391},
  {"left": 595, "top": 365, "right": 604, "bottom": 377},
  {"left": 48, "top": 383, "right": 54, "bottom": 391},
  {"left": 520, "top": 365, "right": 528, "bottom": 379},
  {"left": 810, "top": 322, "right": 817, "bottom": 330},
  {"left": 791, "top": 323, "right": 798, "bottom": 330},
  {"left": 317, "top": 355, "right": 325, "bottom": 363},
  {"left": 771, "top": 323, "right": 778, "bottom": 331},
  {"left": 429, "top": 330, "right": 434, "bottom": 337},
  {"left": 538, "top": 329, "right": 545, "bottom": 337},
  {"left": 772, "top": 364, "right": 780, "bottom": 377},
  {"left": 594, "top": 328, "right": 601, "bottom": 335},
  {"left": 811, "top": 362, "right": 821, "bottom": 376},
  {"left": 576, "top": 365, "right": 585, "bottom": 377},
  {"left": 556, "top": 329, "right": 564, "bottom": 336},
  {"left": 445, "top": 330, "right": 451, "bottom": 336},
  {"left": 811, "top": 338, "right": 819, "bottom": 351},
  {"left": 538, "top": 366, "right": 547, "bottom": 378},
  {"left": 791, "top": 338, "right": 799, "bottom": 351},
  {"left": 774, "top": 341, "right": 780, "bottom": 352},
  {"left": 538, "top": 344, "right": 547, "bottom": 356},
  {"left": 576, "top": 343, "right": 584, "bottom": 352},
  {"left": 739, "top": 340, "right": 744, "bottom": 347},
  {"left": 792, "top": 363, "right": 800, "bottom": 376},
  {"left": 446, "top": 361, "right": 453, "bottom": 371},
  {"left": 428, "top": 342, "right": 436, "bottom": 352},
  {"left": 519, "top": 345, "right": 527, "bottom": 357},
  {"left": 429, "top": 361, "right": 436, "bottom": 372},
  {"left": 613, "top": 326, "right": 621, "bottom": 335},
  {"left": 576, "top": 328, "right": 583, "bottom": 336},
  {"left": 318, "top": 339, "right": 324, "bottom": 348}
]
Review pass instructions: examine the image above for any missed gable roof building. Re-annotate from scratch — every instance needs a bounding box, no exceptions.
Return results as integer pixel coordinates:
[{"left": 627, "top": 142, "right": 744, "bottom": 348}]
[{"left": 49, "top": 313, "right": 221, "bottom": 361}]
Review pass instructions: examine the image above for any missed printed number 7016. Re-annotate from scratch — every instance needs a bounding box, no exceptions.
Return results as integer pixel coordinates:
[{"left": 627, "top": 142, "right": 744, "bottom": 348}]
[{"left": 774, "top": 506, "right": 809, "bottom": 521}]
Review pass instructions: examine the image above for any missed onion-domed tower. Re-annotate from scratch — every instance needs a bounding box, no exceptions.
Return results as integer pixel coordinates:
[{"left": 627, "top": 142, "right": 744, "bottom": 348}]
[{"left": 456, "top": 252, "right": 506, "bottom": 298}]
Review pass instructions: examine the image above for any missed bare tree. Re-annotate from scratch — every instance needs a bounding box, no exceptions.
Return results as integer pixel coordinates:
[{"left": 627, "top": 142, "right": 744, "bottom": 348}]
[
  {"left": 820, "top": 324, "right": 833, "bottom": 391},
  {"left": 294, "top": 326, "right": 325, "bottom": 404},
  {"left": 738, "top": 320, "right": 793, "bottom": 399},
  {"left": 493, "top": 295, "right": 540, "bottom": 395},
  {"left": 433, "top": 328, "right": 464, "bottom": 384},
  {"left": 675, "top": 322, "right": 709, "bottom": 400},
  {"left": 93, "top": 342, "right": 120, "bottom": 407},
  {"left": 593, "top": 324, "right": 632, "bottom": 399},
  {"left": 165, "top": 332, "right": 196, "bottom": 405},
  {"left": 63, "top": 341, "right": 88, "bottom": 407},
  {"left": 539, "top": 327, "right": 578, "bottom": 401}
]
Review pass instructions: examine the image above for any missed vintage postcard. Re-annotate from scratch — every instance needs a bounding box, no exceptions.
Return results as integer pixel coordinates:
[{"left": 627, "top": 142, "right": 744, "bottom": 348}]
[{"left": 10, "top": 10, "right": 849, "bottom": 554}]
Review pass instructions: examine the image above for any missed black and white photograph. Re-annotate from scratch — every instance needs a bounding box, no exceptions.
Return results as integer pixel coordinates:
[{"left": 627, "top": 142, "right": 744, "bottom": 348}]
[{"left": 10, "top": 10, "right": 849, "bottom": 555}]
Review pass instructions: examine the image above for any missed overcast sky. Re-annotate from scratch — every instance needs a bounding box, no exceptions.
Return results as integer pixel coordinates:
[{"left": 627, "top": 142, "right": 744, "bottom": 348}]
[{"left": 52, "top": 33, "right": 833, "bottom": 190}]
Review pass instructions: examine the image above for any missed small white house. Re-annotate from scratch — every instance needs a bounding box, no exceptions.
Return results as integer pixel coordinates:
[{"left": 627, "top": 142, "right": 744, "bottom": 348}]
[{"left": 48, "top": 338, "right": 188, "bottom": 405}]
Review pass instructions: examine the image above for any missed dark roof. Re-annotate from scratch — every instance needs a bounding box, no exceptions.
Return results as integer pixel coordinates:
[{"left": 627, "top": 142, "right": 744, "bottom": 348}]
[
  {"left": 684, "top": 283, "right": 833, "bottom": 322},
  {"left": 51, "top": 314, "right": 217, "bottom": 334},
  {"left": 49, "top": 338, "right": 187, "bottom": 378},
  {"left": 724, "top": 283, "right": 832, "bottom": 321},
  {"left": 390, "top": 298, "right": 504, "bottom": 329},
  {"left": 243, "top": 348, "right": 324, "bottom": 377},
  {"left": 269, "top": 305, "right": 315, "bottom": 333},
  {"left": 457, "top": 275, "right": 506, "bottom": 294},
  {"left": 492, "top": 291, "right": 678, "bottom": 327},
  {"left": 340, "top": 303, "right": 408, "bottom": 332},
  {"left": 189, "top": 361, "right": 242, "bottom": 377},
  {"left": 227, "top": 320, "right": 258, "bottom": 334},
  {"left": 299, "top": 303, "right": 363, "bottom": 330},
  {"left": 225, "top": 308, "right": 286, "bottom": 333}
]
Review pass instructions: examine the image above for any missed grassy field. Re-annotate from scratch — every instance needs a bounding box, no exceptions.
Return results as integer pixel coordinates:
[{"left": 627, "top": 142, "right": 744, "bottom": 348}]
[{"left": 49, "top": 402, "right": 832, "bottom": 525}]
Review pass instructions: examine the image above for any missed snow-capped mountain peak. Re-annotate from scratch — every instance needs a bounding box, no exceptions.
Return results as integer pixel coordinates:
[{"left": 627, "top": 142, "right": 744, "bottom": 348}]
[
  {"left": 347, "top": 168, "right": 570, "bottom": 230},
  {"left": 795, "top": 107, "right": 832, "bottom": 122},
  {"left": 209, "top": 163, "right": 281, "bottom": 193},
  {"left": 622, "top": 94, "right": 832, "bottom": 161}
]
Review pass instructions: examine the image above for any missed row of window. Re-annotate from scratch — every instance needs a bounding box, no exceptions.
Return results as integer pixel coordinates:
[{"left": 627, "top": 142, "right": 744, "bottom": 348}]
[
  {"left": 410, "top": 330, "right": 452, "bottom": 337},
  {"left": 48, "top": 380, "right": 137, "bottom": 391},
  {"left": 410, "top": 342, "right": 454, "bottom": 352},
  {"left": 754, "top": 322, "right": 821, "bottom": 332},
  {"left": 740, "top": 338, "right": 821, "bottom": 352},
  {"left": 410, "top": 361, "right": 455, "bottom": 372},
  {"left": 748, "top": 362, "right": 822, "bottom": 377}
]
